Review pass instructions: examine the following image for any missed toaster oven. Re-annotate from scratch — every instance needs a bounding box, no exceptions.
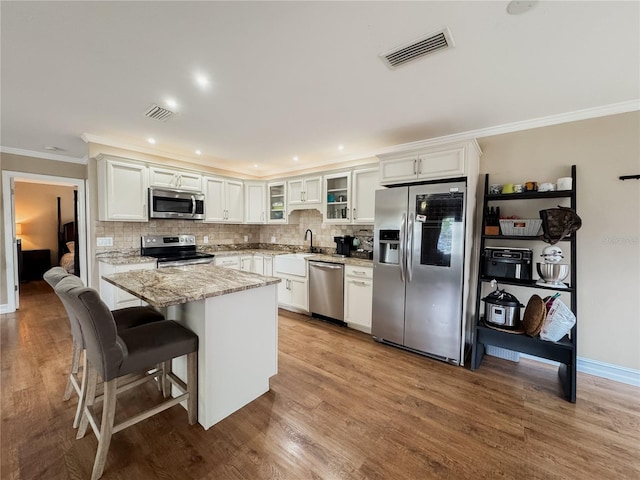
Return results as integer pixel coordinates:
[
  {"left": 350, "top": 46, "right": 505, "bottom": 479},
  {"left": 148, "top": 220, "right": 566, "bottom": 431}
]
[{"left": 482, "top": 247, "right": 533, "bottom": 281}]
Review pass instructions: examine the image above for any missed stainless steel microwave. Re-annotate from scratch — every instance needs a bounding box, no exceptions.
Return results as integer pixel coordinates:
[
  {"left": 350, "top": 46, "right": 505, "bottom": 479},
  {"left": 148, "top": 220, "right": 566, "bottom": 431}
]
[{"left": 149, "top": 187, "right": 205, "bottom": 220}]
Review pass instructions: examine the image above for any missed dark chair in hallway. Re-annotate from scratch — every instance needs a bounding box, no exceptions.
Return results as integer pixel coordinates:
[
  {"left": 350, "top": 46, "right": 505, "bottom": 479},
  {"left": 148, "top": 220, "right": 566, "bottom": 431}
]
[
  {"left": 43, "top": 267, "right": 164, "bottom": 427},
  {"left": 54, "top": 277, "right": 198, "bottom": 480}
]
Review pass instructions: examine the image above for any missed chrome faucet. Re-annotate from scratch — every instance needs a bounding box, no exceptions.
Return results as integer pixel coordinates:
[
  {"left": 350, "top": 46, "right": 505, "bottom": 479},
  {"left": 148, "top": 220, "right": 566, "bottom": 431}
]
[{"left": 304, "top": 229, "right": 315, "bottom": 253}]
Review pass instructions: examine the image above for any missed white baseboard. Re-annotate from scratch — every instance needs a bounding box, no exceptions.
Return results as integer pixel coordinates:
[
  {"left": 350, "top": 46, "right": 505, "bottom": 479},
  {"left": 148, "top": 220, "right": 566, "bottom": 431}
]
[
  {"left": 0, "top": 303, "right": 13, "bottom": 314},
  {"left": 520, "top": 353, "right": 640, "bottom": 387}
]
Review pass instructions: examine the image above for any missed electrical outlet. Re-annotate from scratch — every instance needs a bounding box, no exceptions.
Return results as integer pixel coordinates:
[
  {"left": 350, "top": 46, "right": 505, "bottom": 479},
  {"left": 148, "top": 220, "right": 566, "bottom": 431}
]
[
  {"left": 271, "top": 236, "right": 276, "bottom": 243},
  {"left": 203, "top": 236, "right": 209, "bottom": 244},
  {"left": 97, "top": 236, "right": 113, "bottom": 247},
  {"left": 243, "top": 235, "right": 248, "bottom": 243}
]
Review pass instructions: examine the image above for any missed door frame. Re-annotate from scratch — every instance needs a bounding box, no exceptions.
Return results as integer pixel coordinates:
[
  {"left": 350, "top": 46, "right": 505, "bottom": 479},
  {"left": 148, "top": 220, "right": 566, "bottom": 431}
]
[{"left": 1, "top": 171, "right": 88, "bottom": 313}]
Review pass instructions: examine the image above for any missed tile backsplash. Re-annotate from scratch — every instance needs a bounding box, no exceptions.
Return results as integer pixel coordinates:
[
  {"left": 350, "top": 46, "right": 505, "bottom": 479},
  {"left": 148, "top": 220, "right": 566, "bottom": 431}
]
[{"left": 95, "top": 209, "right": 372, "bottom": 254}]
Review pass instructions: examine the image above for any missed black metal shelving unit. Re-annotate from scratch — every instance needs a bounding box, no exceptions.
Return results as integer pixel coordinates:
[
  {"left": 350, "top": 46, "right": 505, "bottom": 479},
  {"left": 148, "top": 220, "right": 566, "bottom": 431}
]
[{"left": 470, "top": 165, "right": 577, "bottom": 403}]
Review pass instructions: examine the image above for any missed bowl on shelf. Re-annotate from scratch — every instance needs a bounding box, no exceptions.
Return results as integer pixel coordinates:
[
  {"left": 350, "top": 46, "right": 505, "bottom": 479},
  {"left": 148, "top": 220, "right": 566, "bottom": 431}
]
[{"left": 536, "top": 262, "right": 569, "bottom": 287}]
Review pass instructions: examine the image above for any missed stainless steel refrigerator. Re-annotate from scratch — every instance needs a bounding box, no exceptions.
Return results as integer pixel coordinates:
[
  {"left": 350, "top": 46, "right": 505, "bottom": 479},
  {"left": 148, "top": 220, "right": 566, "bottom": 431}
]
[{"left": 372, "top": 181, "right": 466, "bottom": 364}]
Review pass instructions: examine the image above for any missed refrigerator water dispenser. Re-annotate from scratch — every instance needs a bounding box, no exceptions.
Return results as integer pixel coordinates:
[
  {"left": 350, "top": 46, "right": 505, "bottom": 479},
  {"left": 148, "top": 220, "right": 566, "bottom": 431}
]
[{"left": 379, "top": 230, "right": 400, "bottom": 264}]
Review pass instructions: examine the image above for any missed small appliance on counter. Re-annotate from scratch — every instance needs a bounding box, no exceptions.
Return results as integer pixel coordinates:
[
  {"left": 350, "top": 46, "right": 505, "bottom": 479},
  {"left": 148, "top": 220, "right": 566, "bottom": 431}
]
[
  {"left": 482, "top": 247, "right": 532, "bottom": 282},
  {"left": 482, "top": 281, "right": 524, "bottom": 330},
  {"left": 333, "top": 235, "right": 353, "bottom": 257}
]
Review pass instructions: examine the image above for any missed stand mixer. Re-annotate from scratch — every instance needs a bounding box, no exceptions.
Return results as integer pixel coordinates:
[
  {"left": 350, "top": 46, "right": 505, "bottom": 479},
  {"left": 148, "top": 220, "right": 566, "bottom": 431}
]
[{"left": 536, "top": 245, "right": 569, "bottom": 288}]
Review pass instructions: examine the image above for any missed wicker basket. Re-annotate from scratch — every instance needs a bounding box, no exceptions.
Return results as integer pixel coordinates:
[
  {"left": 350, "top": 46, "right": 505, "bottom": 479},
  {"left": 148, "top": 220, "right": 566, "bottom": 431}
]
[{"left": 499, "top": 219, "right": 542, "bottom": 236}]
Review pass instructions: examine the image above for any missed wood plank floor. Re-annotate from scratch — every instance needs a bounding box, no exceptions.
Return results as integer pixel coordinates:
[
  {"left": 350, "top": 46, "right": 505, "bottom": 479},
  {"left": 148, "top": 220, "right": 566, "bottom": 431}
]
[{"left": 2, "top": 281, "right": 639, "bottom": 479}]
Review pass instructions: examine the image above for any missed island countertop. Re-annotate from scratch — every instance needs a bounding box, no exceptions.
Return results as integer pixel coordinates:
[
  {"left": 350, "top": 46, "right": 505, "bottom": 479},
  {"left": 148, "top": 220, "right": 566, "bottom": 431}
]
[{"left": 102, "top": 264, "right": 281, "bottom": 308}]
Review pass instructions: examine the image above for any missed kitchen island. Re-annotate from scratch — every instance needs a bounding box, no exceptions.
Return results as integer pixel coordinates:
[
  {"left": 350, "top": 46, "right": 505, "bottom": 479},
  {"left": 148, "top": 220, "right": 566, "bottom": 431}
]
[{"left": 102, "top": 264, "right": 281, "bottom": 430}]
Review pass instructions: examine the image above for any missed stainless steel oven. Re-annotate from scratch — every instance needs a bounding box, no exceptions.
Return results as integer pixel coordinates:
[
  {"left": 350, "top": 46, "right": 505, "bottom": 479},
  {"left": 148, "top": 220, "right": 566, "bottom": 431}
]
[{"left": 149, "top": 187, "right": 205, "bottom": 220}]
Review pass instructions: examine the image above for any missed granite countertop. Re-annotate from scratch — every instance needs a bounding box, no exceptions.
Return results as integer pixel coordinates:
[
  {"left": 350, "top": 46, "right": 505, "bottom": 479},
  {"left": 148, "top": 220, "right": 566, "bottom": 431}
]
[
  {"left": 102, "top": 265, "right": 281, "bottom": 308},
  {"left": 304, "top": 254, "right": 373, "bottom": 267},
  {"left": 98, "top": 255, "right": 157, "bottom": 266}
]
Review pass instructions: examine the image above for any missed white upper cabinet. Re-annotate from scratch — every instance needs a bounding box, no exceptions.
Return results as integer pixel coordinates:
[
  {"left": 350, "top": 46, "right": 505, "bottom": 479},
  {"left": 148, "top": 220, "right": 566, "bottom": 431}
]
[
  {"left": 97, "top": 155, "right": 149, "bottom": 222},
  {"left": 287, "top": 175, "right": 322, "bottom": 210},
  {"left": 378, "top": 140, "right": 480, "bottom": 185},
  {"left": 351, "top": 167, "right": 381, "bottom": 224},
  {"left": 323, "top": 166, "right": 380, "bottom": 225},
  {"left": 149, "top": 166, "right": 202, "bottom": 191},
  {"left": 203, "top": 176, "right": 244, "bottom": 223},
  {"left": 244, "top": 182, "right": 267, "bottom": 224},
  {"left": 267, "top": 182, "right": 287, "bottom": 224}
]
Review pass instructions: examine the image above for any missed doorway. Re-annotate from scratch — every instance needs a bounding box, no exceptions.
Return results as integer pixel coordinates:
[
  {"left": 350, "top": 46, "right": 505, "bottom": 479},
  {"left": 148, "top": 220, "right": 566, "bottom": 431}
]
[{"left": 2, "top": 171, "right": 88, "bottom": 313}]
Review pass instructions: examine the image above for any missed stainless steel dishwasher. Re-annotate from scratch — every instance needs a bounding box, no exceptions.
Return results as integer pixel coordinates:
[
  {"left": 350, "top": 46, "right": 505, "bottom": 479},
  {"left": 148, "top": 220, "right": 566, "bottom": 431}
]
[{"left": 308, "top": 261, "right": 345, "bottom": 321}]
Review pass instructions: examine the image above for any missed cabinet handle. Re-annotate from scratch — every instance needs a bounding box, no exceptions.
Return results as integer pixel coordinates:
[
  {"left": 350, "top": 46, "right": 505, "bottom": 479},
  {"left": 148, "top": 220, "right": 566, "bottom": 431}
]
[
  {"left": 413, "top": 159, "right": 417, "bottom": 175},
  {"left": 177, "top": 174, "right": 182, "bottom": 187},
  {"left": 418, "top": 158, "right": 423, "bottom": 175},
  {"left": 352, "top": 270, "right": 366, "bottom": 275},
  {"left": 353, "top": 281, "right": 369, "bottom": 286},
  {"left": 353, "top": 208, "right": 356, "bottom": 220}
]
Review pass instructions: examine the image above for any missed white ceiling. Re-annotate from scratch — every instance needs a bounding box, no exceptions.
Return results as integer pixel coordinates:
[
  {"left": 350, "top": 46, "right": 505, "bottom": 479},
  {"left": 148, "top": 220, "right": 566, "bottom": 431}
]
[{"left": 2, "top": 1, "right": 639, "bottom": 177}]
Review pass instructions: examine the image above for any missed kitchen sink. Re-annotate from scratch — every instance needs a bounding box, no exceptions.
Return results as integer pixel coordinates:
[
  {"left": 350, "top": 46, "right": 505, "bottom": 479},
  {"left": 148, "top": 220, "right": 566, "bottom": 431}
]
[{"left": 274, "top": 253, "right": 315, "bottom": 277}]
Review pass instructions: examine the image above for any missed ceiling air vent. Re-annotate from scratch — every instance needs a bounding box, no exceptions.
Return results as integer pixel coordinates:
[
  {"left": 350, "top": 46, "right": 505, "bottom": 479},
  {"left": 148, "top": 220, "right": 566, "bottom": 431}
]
[
  {"left": 144, "top": 104, "right": 174, "bottom": 121},
  {"left": 380, "top": 27, "right": 454, "bottom": 69}
]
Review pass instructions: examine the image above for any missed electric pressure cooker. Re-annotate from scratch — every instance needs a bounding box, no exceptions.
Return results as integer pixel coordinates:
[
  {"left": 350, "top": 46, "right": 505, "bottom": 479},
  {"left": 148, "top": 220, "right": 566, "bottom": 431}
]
[{"left": 482, "top": 288, "right": 523, "bottom": 329}]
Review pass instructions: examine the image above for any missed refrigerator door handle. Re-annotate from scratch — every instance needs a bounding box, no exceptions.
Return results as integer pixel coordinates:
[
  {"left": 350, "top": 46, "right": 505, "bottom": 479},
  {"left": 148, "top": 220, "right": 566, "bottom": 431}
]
[
  {"left": 399, "top": 212, "right": 406, "bottom": 283},
  {"left": 407, "top": 213, "right": 414, "bottom": 282}
]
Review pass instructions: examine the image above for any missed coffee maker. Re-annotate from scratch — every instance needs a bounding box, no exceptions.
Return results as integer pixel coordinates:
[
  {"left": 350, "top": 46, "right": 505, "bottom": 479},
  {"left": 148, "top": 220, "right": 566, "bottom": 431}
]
[{"left": 333, "top": 235, "right": 353, "bottom": 257}]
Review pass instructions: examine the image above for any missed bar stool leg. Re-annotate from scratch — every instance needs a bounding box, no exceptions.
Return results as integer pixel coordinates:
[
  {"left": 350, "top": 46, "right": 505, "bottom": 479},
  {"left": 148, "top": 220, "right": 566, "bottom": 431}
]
[
  {"left": 77, "top": 364, "right": 97, "bottom": 439},
  {"left": 161, "top": 360, "right": 171, "bottom": 398},
  {"left": 64, "top": 339, "right": 82, "bottom": 401},
  {"left": 91, "top": 379, "right": 117, "bottom": 480},
  {"left": 73, "top": 352, "right": 89, "bottom": 428},
  {"left": 187, "top": 351, "right": 198, "bottom": 425}
]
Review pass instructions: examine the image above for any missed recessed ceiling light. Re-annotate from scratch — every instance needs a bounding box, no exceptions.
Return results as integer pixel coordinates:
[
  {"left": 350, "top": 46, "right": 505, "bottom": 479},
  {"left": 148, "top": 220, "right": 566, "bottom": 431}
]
[
  {"left": 507, "top": 1, "right": 538, "bottom": 15},
  {"left": 253, "top": 164, "right": 259, "bottom": 168},
  {"left": 195, "top": 74, "right": 209, "bottom": 88},
  {"left": 166, "top": 98, "right": 178, "bottom": 109},
  {"left": 147, "top": 137, "right": 156, "bottom": 145},
  {"left": 195, "top": 149, "right": 202, "bottom": 155},
  {"left": 338, "top": 145, "right": 344, "bottom": 151},
  {"left": 293, "top": 156, "right": 299, "bottom": 161}
]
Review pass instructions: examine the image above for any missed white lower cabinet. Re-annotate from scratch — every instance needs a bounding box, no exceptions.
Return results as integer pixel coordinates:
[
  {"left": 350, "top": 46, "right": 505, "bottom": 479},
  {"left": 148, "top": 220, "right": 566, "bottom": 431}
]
[
  {"left": 240, "top": 255, "right": 253, "bottom": 272},
  {"left": 252, "top": 254, "right": 274, "bottom": 276},
  {"left": 99, "top": 260, "right": 157, "bottom": 310},
  {"left": 215, "top": 255, "right": 240, "bottom": 270},
  {"left": 344, "top": 265, "right": 373, "bottom": 333},
  {"left": 276, "top": 273, "right": 308, "bottom": 312}
]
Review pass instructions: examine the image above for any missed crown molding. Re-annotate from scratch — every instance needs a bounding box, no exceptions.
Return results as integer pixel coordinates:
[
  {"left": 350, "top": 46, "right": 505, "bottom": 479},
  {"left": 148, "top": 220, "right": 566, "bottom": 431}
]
[
  {"left": 0, "top": 146, "right": 87, "bottom": 164},
  {"left": 81, "top": 100, "right": 639, "bottom": 178}
]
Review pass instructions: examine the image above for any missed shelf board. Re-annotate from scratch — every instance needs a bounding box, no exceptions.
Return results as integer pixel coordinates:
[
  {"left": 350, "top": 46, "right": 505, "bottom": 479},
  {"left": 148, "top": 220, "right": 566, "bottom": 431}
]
[
  {"left": 483, "top": 234, "right": 572, "bottom": 241},
  {"left": 486, "top": 191, "right": 572, "bottom": 201},
  {"left": 479, "top": 276, "right": 574, "bottom": 292},
  {"left": 476, "top": 323, "right": 574, "bottom": 364},
  {"left": 327, "top": 188, "right": 348, "bottom": 193},
  {"left": 327, "top": 201, "right": 348, "bottom": 205}
]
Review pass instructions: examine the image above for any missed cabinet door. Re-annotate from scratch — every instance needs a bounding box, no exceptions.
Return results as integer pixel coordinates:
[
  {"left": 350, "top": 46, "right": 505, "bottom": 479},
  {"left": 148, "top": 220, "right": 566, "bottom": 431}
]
[
  {"left": 176, "top": 171, "right": 202, "bottom": 191},
  {"left": 287, "top": 179, "right": 304, "bottom": 204},
  {"left": 215, "top": 256, "right": 240, "bottom": 269},
  {"left": 288, "top": 277, "right": 308, "bottom": 311},
  {"left": 417, "top": 148, "right": 465, "bottom": 180},
  {"left": 226, "top": 180, "right": 244, "bottom": 223},
  {"left": 203, "top": 176, "right": 226, "bottom": 222},
  {"left": 99, "top": 261, "right": 156, "bottom": 310},
  {"left": 303, "top": 176, "right": 323, "bottom": 204},
  {"left": 149, "top": 166, "right": 179, "bottom": 189},
  {"left": 352, "top": 168, "right": 380, "bottom": 224},
  {"left": 268, "top": 182, "right": 287, "bottom": 223},
  {"left": 344, "top": 277, "right": 373, "bottom": 331},
  {"left": 263, "top": 256, "right": 273, "bottom": 276},
  {"left": 99, "top": 159, "right": 148, "bottom": 221},
  {"left": 245, "top": 182, "right": 266, "bottom": 224},
  {"left": 240, "top": 255, "right": 253, "bottom": 272},
  {"left": 324, "top": 173, "right": 351, "bottom": 224},
  {"left": 277, "top": 276, "right": 292, "bottom": 305},
  {"left": 252, "top": 255, "right": 264, "bottom": 275},
  {"left": 379, "top": 155, "right": 418, "bottom": 185}
]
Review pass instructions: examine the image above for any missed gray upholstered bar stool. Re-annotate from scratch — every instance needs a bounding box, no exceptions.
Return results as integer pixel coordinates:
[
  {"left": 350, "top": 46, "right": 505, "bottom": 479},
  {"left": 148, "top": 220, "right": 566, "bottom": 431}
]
[
  {"left": 54, "top": 277, "right": 198, "bottom": 480},
  {"left": 43, "top": 267, "right": 164, "bottom": 427}
]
